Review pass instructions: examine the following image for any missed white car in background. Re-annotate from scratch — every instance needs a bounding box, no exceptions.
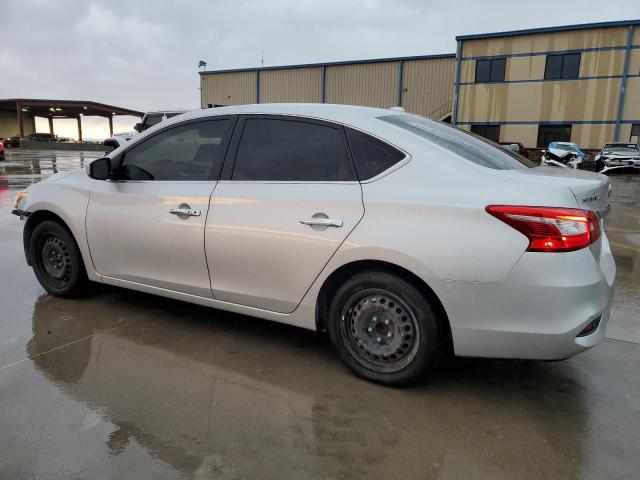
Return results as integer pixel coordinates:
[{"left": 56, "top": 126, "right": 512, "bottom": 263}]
[
  {"left": 104, "top": 110, "right": 187, "bottom": 149},
  {"left": 595, "top": 142, "right": 640, "bottom": 173},
  {"left": 12, "top": 104, "right": 615, "bottom": 385}
]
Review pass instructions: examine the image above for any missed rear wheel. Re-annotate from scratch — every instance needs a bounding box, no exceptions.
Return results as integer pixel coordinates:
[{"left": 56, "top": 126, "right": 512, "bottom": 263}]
[
  {"left": 29, "top": 220, "right": 87, "bottom": 297},
  {"left": 328, "top": 270, "right": 441, "bottom": 386}
]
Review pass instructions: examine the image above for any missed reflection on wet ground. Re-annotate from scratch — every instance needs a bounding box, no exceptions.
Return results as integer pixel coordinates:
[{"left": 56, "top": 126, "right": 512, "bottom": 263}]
[{"left": 0, "top": 150, "right": 639, "bottom": 479}]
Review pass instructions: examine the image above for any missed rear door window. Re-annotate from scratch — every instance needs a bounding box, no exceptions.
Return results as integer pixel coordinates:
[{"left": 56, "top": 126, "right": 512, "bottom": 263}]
[
  {"left": 232, "top": 117, "right": 353, "bottom": 181},
  {"left": 345, "top": 128, "right": 405, "bottom": 180},
  {"left": 379, "top": 114, "right": 535, "bottom": 170}
]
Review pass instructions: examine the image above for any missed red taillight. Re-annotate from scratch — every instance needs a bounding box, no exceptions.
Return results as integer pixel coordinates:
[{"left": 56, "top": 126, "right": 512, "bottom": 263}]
[{"left": 486, "top": 205, "right": 601, "bottom": 252}]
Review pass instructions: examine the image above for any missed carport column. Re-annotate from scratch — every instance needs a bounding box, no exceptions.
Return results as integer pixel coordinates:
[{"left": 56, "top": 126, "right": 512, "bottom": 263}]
[
  {"left": 108, "top": 115, "right": 114, "bottom": 137},
  {"left": 48, "top": 116, "right": 54, "bottom": 135},
  {"left": 76, "top": 115, "right": 83, "bottom": 142},
  {"left": 16, "top": 101, "right": 24, "bottom": 137}
]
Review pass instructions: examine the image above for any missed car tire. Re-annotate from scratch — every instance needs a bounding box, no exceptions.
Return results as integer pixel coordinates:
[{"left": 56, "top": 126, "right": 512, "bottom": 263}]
[
  {"left": 28, "top": 220, "right": 87, "bottom": 298},
  {"left": 595, "top": 160, "right": 605, "bottom": 173},
  {"left": 328, "top": 270, "right": 442, "bottom": 386}
]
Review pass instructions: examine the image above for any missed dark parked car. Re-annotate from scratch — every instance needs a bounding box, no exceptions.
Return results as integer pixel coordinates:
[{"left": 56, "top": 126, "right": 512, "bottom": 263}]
[
  {"left": 27, "top": 133, "right": 57, "bottom": 142},
  {"left": 4, "top": 136, "right": 20, "bottom": 148}
]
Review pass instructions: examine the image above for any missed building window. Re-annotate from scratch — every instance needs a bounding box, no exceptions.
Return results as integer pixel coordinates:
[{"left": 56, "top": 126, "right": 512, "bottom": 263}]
[
  {"left": 544, "top": 53, "right": 581, "bottom": 80},
  {"left": 471, "top": 124, "right": 501, "bottom": 143},
  {"left": 475, "top": 58, "right": 506, "bottom": 83},
  {"left": 537, "top": 125, "right": 572, "bottom": 147},
  {"left": 631, "top": 124, "right": 640, "bottom": 143}
]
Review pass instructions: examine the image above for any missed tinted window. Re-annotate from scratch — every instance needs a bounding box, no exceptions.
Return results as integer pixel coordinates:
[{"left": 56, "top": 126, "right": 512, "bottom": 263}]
[
  {"left": 345, "top": 128, "right": 405, "bottom": 180},
  {"left": 475, "top": 58, "right": 506, "bottom": 82},
  {"left": 379, "top": 114, "right": 535, "bottom": 170},
  {"left": 545, "top": 53, "right": 580, "bottom": 79},
  {"left": 232, "top": 118, "right": 353, "bottom": 181},
  {"left": 470, "top": 124, "right": 500, "bottom": 143},
  {"left": 475, "top": 60, "right": 491, "bottom": 82},
  {"left": 490, "top": 58, "right": 506, "bottom": 82},
  {"left": 537, "top": 125, "right": 572, "bottom": 147},
  {"left": 120, "top": 120, "right": 229, "bottom": 181}
]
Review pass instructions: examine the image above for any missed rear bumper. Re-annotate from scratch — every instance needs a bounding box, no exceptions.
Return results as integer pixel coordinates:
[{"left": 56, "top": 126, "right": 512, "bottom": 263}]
[{"left": 444, "top": 232, "right": 616, "bottom": 360}]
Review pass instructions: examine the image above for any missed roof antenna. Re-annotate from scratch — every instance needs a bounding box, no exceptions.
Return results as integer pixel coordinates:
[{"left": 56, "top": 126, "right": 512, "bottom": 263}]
[{"left": 261, "top": 49, "right": 264, "bottom": 68}]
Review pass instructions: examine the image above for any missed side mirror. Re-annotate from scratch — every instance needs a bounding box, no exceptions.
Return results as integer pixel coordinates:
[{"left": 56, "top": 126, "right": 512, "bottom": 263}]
[
  {"left": 134, "top": 122, "right": 144, "bottom": 132},
  {"left": 87, "top": 157, "right": 112, "bottom": 180}
]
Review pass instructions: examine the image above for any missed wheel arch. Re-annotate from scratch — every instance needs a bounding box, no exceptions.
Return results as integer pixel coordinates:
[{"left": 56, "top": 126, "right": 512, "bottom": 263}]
[
  {"left": 23, "top": 210, "right": 84, "bottom": 268},
  {"left": 315, "top": 259, "right": 453, "bottom": 352}
]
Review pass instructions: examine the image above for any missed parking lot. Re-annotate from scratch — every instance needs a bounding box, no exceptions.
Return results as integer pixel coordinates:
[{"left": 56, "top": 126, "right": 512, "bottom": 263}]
[{"left": 0, "top": 150, "right": 638, "bottom": 479}]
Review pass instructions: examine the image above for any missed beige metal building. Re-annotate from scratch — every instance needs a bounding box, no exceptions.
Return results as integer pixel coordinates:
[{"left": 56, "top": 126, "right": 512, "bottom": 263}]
[
  {"left": 453, "top": 20, "right": 640, "bottom": 148},
  {"left": 200, "top": 54, "right": 456, "bottom": 120},
  {"left": 200, "top": 19, "right": 639, "bottom": 151}
]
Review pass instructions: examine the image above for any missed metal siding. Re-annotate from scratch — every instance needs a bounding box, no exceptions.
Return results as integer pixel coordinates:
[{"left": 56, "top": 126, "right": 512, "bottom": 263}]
[
  {"left": 462, "top": 27, "right": 632, "bottom": 57},
  {"left": 457, "top": 78, "right": 622, "bottom": 124},
  {"left": 260, "top": 67, "right": 322, "bottom": 103},
  {"left": 325, "top": 62, "right": 399, "bottom": 108},
  {"left": 402, "top": 57, "right": 455, "bottom": 118},
  {"left": 200, "top": 71, "right": 257, "bottom": 107}
]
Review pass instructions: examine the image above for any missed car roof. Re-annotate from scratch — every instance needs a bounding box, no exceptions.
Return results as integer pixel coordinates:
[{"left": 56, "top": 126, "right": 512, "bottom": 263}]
[{"left": 173, "top": 103, "right": 413, "bottom": 131}]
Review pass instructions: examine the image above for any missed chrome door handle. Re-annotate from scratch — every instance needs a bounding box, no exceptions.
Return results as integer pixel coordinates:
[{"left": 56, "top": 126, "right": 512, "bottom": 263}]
[
  {"left": 169, "top": 207, "right": 201, "bottom": 217},
  {"left": 299, "top": 218, "right": 343, "bottom": 228}
]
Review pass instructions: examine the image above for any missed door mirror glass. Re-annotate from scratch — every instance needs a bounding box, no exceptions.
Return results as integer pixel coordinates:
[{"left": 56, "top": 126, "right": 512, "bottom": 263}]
[
  {"left": 134, "top": 122, "right": 144, "bottom": 132},
  {"left": 88, "top": 157, "right": 111, "bottom": 180}
]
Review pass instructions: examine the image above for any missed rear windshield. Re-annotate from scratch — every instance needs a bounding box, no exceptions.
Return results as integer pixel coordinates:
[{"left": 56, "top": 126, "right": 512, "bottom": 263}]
[{"left": 379, "top": 114, "right": 536, "bottom": 170}]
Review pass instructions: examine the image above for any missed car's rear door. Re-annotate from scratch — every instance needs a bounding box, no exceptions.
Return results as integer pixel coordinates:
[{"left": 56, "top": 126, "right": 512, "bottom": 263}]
[
  {"left": 205, "top": 115, "right": 364, "bottom": 313},
  {"left": 86, "top": 116, "right": 235, "bottom": 297}
]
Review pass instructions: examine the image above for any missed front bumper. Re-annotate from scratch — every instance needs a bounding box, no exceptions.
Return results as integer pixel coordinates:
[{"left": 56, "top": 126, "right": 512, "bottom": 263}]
[
  {"left": 442, "top": 232, "right": 616, "bottom": 360},
  {"left": 599, "top": 157, "right": 640, "bottom": 173}
]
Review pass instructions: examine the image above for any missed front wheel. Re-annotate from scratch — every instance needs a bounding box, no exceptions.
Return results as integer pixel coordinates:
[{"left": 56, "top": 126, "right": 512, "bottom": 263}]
[
  {"left": 29, "top": 220, "right": 87, "bottom": 297},
  {"left": 328, "top": 270, "right": 442, "bottom": 386}
]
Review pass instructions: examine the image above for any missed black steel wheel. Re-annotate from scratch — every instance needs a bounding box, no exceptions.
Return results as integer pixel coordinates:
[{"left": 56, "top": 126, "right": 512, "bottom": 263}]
[
  {"left": 29, "top": 220, "right": 87, "bottom": 297},
  {"left": 328, "top": 270, "right": 442, "bottom": 386}
]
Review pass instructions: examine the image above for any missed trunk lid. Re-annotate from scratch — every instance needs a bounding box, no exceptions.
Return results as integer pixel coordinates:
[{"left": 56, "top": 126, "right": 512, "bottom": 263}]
[{"left": 504, "top": 166, "right": 610, "bottom": 213}]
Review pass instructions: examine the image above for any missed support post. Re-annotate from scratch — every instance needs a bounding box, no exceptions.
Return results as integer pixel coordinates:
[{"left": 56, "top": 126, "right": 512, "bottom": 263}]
[
  {"left": 397, "top": 60, "right": 405, "bottom": 107},
  {"left": 452, "top": 40, "right": 462, "bottom": 126},
  {"left": 77, "top": 115, "right": 83, "bottom": 142},
  {"left": 16, "top": 101, "right": 24, "bottom": 137},
  {"left": 48, "top": 116, "right": 54, "bottom": 135},
  {"left": 256, "top": 70, "right": 260, "bottom": 104},
  {"left": 321, "top": 65, "right": 326, "bottom": 103},
  {"left": 614, "top": 25, "right": 634, "bottom": 142},
  {"left": 108, "top": 116, "right": 114, "bottom": 137}
]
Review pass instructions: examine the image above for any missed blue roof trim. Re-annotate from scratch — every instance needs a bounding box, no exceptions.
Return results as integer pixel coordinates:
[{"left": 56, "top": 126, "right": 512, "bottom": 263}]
[
  {"left": 456, "top": 19, "right": 640, "bottom": 41},
  {"left": 461, "top": 44, "right": 640, "bottom": 61},
  {"left": 199, "top": 53, "right": 455, "bottom": 75},
  {"left": 459, "top": 73, "right": 640, "bottom": 86}
]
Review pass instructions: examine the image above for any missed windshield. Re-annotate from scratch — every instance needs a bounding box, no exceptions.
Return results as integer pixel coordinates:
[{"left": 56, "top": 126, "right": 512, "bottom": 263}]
[
  {"left": 379, "top": 114, "right": 535, "bottom": 170},
  {"left": 603, "top": 144, "right": 639, "bottom": 154},
  {"left": 144, "top": 115, "right": 163, "bottom": 128}
]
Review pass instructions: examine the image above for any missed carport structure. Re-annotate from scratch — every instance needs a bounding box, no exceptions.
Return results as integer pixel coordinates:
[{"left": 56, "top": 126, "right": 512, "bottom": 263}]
[{"left": 0, "top": 98, "right": 143, "bottom": 141}]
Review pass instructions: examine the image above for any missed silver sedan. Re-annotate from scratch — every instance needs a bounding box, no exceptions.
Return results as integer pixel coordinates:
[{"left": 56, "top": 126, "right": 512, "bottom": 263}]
[{"left": 12, "top": 104, "right": 615, "bottom": 385}]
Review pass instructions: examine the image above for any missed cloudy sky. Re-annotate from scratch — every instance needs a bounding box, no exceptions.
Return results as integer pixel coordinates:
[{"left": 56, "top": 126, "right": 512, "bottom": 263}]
[{"left": 1, "top": 0, "right": 636, "bottom": 138}]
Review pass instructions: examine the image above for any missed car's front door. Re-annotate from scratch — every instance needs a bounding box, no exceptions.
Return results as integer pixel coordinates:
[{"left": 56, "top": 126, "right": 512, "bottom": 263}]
[
  {"left": 206, "top": 115, "right": 364, "bottom": 313},
  {"left": 86, "top": 117, "right": 235, "bottom": 297}
]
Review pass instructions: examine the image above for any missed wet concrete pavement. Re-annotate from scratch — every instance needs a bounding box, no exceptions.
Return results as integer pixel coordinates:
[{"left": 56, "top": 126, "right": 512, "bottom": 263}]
[{"left": 1, "top": 150, "right": 639, "bottom": 479}]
